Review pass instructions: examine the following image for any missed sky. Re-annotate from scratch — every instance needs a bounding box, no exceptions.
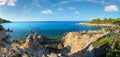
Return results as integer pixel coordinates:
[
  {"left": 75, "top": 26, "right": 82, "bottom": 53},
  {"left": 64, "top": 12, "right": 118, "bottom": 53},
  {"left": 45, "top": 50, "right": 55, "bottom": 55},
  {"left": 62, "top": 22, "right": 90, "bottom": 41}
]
[{"left": 0, "top": 0, "right": 120, "bottom": 21}]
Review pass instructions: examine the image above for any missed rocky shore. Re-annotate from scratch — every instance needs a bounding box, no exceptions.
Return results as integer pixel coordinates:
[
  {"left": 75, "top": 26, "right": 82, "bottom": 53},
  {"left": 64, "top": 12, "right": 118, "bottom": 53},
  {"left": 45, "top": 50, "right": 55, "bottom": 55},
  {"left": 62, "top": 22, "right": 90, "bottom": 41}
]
[
  {"left": 79, "top": 22, "right": 114, "bottom": 26},
  {"left": 0, "top": 24, "right": 117, "bottom": 57}
]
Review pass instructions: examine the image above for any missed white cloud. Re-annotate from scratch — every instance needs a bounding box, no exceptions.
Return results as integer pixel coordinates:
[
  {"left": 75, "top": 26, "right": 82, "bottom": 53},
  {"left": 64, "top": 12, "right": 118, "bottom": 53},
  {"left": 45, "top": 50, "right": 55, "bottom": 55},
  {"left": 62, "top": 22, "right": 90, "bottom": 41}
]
[
  {"left": 51, "top": 1, "right": 69, "bottom": 7},
  {"left": 8, "top": 0, "right": 17, "bottom": 6},
  {"left": 0, "top": 0, "right": 17, "bottom": 6},
  {"left": 22, "top": 0, "right": 40, "bottom": 14},
  {"left": 69, "top": 7, "right": 76, "bottom": 10},
  {"left": 32, "top": 0, "right": 40, "bottom": 7},
  {"left": 51, "top": 0, "right": 108, "bottom": 7},
  {"left": 58, "top": 8, "right": 63, "bottom": 11},
  {"left": 40, "top": 9, "right": 53, "bottom": 14},
  {"left": 75, "top": 11, "right": 80, "bottom": 14},
  {"left": 0, "top": 0, "right": 6, "bottom": 5},
  {"left": 76, "top": 0, "right": 107, "bottom": 4},
  {"left": 104, "top": 5, "right": 119, "bottom": 12},
  {"left": 0, "top": 9, "right": 1, "bottom": 14}
]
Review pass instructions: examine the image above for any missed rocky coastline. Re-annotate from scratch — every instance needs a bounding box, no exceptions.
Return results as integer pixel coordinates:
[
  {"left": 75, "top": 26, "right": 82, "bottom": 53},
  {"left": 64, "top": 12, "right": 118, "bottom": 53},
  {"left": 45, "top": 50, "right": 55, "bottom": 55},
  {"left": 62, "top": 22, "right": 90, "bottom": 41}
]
[
  {"left": 0, "top": 24, "right": 117, "bottom": 57},
  {"left": 79, "top": 22, "right": 115, "bottom": 26}
]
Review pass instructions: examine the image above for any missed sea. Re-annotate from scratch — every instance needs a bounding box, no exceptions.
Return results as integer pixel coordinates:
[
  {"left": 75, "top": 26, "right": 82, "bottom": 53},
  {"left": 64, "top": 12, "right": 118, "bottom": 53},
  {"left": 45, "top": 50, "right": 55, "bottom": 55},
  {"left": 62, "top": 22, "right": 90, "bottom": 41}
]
[{"left": 1, "top": 21, "right": 104, "bottom": 41}]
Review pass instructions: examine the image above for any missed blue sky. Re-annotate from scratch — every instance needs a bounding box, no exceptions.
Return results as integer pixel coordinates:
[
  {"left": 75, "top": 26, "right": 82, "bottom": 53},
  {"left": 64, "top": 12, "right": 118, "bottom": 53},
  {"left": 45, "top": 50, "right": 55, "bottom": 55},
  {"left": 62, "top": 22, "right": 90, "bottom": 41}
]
[{"left": 0, "top": 0, "right": 120, "bottom": 21}]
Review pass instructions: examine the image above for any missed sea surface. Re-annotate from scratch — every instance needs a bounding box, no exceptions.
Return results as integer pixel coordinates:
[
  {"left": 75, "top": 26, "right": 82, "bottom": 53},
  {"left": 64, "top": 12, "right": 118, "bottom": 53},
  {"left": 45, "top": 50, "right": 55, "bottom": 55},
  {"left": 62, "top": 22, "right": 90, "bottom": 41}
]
[{"left": 1, "top": 21, "right": 104, "bottom": 40}]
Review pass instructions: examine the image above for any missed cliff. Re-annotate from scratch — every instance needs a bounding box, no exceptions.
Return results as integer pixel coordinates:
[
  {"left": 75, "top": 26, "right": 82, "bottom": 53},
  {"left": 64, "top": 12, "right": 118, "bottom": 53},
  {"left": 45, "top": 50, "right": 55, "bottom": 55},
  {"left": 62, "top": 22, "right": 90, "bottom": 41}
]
[
  {"left": 57, "top": 28, "right": 116, "bottom": 57},
  {"left": 57, "top": 26, "right": 119, "bottom": 57}
]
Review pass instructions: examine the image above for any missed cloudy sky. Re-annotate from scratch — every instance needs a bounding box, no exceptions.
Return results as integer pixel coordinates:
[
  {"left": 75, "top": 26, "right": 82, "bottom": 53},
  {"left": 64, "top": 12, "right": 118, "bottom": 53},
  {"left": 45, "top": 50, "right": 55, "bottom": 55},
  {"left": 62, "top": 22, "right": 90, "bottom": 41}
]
[{"left": 0, "top": 0, "right": 120, "bottom": 21}]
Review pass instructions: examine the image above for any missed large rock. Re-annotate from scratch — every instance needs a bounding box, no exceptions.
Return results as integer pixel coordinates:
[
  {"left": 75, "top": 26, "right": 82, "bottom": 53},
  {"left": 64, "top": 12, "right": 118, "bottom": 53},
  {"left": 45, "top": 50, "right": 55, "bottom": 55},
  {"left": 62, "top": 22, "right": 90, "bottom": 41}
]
[
  {"left": 0, "top": 25, "right": 4, "bottom": 31},
  {"left": 37, "top": 34, "right": 48, "bottom": 44},
  {"left": 0, "top": 25, "right": 10, "bottom": 40},
  {"left": 59, "top": 32, "right": 90, "bottom": 56},
  {"left": 58, "top": 29, "right": 109, "bottom": 56},
  {"left": 20, "top": 34, "right": 42, "bottom": 50}
]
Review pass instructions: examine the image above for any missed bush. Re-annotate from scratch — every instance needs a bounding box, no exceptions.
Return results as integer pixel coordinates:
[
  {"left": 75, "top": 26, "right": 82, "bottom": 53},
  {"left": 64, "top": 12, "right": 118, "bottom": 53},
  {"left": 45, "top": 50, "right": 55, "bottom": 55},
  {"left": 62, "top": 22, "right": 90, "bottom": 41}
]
[
  {"left": 92, "top": 31, "right": 120, "bottom": 57},
  {"left": 24, "top": 52, "right": 31, "bottom": 57},
  {"left": 14, "top": 52, "right": 21, "bottom": 57},
  {"left": 0, "top": 41, "right": 4, "bottom": 46},
  {"left": 89, "top": 18, "right": 120, "bottom": 24}
]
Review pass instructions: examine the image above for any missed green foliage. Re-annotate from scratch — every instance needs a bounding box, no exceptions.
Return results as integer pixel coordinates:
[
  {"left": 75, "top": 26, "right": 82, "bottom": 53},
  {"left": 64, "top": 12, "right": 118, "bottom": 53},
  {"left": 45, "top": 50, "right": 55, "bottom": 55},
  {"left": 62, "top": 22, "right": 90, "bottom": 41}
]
[
  {"left": 92, "top": 31, "right": 120, "bottom": 57},
  {"left": 106, "top": 33, "right": 120, "bottom": 57},
  {"left": 0, "top": 41, "right": 4, "bottom": 46},
  {"left": 90, "top": 18, "right": 102, "bottom": 24},
  {"left": 89, "top": 18, "right": 120, "bottom": 24},
  {"left": 24, "top": 52, "right": 31, "bottom": 57},
  {"left": 14, "top": 52, "right": 21, "bottom": 57},
  {"left": 93, "top": 36, "right": 110, "bottom": 47}
]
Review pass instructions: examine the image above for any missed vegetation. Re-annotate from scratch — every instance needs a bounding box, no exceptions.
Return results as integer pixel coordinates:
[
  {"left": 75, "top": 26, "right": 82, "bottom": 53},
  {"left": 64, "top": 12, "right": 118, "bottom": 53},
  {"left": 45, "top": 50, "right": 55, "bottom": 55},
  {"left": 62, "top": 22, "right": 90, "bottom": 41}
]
[
  {"left": 0, "top": 18, "right": 11, "bottom": 23},
  {"left": 0, "top": 41, "right": 4, "bottom": 46},
  {"left": 14, "top": 52, "right": 21, "bottom": 57},
  {"left": 24, "top": 52, "right": 31, "bottom": 57},
  {"left": 92, "top": 30, "right": 120, "bottom": 57},
  {"left": 89, "top": 18, "right": 120, "bottom": 24}
]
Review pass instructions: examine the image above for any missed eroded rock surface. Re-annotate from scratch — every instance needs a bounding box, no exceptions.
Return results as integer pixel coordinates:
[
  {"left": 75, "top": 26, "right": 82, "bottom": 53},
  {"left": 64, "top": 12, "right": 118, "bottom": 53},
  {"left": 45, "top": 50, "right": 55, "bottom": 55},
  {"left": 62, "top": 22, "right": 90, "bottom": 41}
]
[{"left": 58, "top": 28, "right": 109, "bottom": 56}]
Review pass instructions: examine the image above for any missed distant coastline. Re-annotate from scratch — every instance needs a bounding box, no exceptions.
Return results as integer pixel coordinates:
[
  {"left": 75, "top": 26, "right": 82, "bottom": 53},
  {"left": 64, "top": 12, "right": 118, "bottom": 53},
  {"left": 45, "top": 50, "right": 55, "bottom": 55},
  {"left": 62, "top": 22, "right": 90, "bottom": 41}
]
[
  {"left": 79, "top": 18, "right": 120, "bottom": 26},
  {"left": 79, "top": 22, "right": 114, "bottom": 26},
  {"left": 0, "top": 18, "right": 11, "bottom": 23}
]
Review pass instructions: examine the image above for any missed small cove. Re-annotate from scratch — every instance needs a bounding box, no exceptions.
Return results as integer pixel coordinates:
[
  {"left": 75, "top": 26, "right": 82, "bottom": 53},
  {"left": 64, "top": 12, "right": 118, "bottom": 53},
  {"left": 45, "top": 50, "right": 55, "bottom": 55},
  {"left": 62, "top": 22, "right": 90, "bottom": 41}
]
[{"left": 1, "top": 21, "right": 104, "bottom": 41}]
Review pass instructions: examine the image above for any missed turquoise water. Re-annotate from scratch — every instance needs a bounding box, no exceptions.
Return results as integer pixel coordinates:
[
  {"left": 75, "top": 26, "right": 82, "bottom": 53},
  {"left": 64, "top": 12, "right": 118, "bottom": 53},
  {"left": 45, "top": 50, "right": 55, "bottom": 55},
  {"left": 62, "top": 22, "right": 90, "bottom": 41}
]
[{"left": 1, "top": 21, "right": 103, "bottom": 40}]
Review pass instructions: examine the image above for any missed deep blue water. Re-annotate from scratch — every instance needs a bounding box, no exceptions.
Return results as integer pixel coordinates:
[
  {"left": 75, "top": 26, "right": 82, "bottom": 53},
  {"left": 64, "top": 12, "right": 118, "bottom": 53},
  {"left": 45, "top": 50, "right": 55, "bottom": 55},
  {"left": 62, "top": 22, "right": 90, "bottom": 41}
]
[{"left": 1, "top": 21, "right": 103, "bottom": 40}]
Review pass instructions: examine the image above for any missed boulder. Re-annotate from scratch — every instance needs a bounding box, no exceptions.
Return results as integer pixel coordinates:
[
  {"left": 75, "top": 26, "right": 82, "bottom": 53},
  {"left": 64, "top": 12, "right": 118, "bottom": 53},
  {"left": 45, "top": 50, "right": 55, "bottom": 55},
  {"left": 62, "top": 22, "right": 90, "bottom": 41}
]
[
  {"left": 0, "top": 25, "right": 10, "bottom": 40},
  {"left": 37, "top": 35, "right": 48, "bottom": 44},
  {"left": 20, "top": 34, "right": 42, "bottom": 50},
  {"left": 0, "top": 25, "right": 4, "bottom": 31},
  {"left": 49, "top": 53, "right": 57, "bottom": 57},
  {"left": 58, "top": 29, "right": 109, "bottom": 56}
]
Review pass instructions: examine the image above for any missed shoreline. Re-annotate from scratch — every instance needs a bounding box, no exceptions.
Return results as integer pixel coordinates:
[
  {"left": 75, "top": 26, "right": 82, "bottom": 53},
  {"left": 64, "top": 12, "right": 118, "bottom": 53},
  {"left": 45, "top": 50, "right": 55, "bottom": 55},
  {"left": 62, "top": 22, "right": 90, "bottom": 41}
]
[
  {"left": 0, "top": 24, "right": 118, "bottom": 57},
  {"left": 79, "top": 22, "right": 115, "bottom": 26}
]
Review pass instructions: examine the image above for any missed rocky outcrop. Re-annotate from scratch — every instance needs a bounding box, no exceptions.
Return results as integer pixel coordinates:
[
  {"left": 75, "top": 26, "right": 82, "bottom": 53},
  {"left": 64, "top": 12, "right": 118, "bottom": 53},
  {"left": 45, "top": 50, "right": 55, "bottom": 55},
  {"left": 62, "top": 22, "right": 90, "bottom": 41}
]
[
  {"left": 20, "top": 33, "right": 44, "bottom": 50},
  {"left": 58, "top": 28, "right": 109, "bottom": 56},
  {"left": 0, "top": 25, "right": 4, "bottom": 31},
  {"left": 0, "top": 25, "right": 10, "bottom": 40}
]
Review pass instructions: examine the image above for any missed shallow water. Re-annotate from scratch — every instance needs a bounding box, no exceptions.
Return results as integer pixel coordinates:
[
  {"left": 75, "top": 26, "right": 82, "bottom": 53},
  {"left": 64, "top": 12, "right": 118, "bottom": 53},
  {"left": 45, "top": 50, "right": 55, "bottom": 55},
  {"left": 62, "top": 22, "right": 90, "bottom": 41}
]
[{"left": 1, "top": 21, "right": 104, "bottom": 40}]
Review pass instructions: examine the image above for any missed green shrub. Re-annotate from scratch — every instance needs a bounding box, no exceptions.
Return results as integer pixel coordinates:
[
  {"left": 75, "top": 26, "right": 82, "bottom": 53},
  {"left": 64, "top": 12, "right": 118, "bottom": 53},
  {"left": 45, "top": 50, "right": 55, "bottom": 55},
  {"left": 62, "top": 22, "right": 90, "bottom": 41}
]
[
  {"left": 14, "top": 52, "right": 21, "bottom": 57},
  {"left": 24, "top": 52, "right": 31, "bottom": 57},
  {"left": 92, "top": 31, "right": 120, "bottom": 57},
  {"left": 89, "top": 18, "right": 120, "bottom": 24},
  {"left": 0, "top": 41, "right": 4, "bottom": 46}
]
